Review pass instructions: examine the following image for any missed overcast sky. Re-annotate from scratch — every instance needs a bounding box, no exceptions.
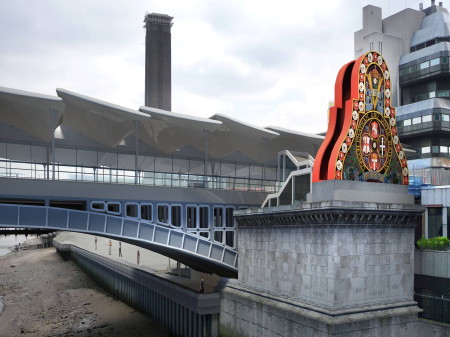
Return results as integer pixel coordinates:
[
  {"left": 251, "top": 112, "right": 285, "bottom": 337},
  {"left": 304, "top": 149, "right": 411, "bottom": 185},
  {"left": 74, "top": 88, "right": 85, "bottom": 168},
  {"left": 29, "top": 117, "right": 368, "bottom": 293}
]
[{"left": 0, "top": 0, "right": 428, "bottom": 134}]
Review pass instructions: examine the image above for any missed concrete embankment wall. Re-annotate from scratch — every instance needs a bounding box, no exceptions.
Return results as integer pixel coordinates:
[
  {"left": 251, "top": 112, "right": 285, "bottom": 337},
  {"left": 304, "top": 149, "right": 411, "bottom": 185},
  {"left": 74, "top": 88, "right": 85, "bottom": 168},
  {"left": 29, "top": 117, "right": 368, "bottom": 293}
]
[{"left": 54, "top": 241, "right": 219, "bottom": 337}]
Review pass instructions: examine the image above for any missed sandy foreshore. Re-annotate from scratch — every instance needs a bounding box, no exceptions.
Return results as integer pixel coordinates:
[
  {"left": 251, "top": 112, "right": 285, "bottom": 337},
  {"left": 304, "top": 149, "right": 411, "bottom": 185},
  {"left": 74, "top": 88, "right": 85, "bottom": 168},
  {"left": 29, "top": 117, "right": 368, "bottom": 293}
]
[{"left": 0, "top": 247, "right": 169, "bottom": 337}]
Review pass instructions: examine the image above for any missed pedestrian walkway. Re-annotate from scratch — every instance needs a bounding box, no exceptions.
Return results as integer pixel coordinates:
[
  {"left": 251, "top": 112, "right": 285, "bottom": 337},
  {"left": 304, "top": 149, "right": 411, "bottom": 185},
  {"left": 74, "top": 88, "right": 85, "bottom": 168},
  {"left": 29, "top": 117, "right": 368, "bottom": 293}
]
[{"left": 55, "top": 232, "right": 220, "bottom": 293}]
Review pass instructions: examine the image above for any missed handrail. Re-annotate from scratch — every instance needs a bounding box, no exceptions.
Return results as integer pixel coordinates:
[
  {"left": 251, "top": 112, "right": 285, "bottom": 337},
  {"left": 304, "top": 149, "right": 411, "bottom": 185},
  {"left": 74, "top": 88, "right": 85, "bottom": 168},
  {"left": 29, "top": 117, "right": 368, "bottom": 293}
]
[
  {"left": 0, "top": 159, "right": 278, "bottom": 193},
  {"left": 0, "top": 204, "right": 238, "bottom": 277}
]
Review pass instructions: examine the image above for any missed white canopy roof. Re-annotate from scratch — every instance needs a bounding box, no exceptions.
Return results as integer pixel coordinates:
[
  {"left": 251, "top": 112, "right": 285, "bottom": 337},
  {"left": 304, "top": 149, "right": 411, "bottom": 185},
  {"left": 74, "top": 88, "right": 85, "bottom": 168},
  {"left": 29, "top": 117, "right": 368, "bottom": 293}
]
[
  {"left": 0, "top": 86, "right": 65, "bottom": 143},
  {"left": 266, "top": 126, "right": 324, "bottom": 161},
  {"left": 0, "top": 85, "right": 324, "bottom": 165},
  {"left": 203, "top": 114, "right": 280, "bottom": 162},
  {"left": 139, "top": 106, "right": 222, "bottom": 154},
  {"left": 57, "top": 88, "right": 150, "bottom": 148}
]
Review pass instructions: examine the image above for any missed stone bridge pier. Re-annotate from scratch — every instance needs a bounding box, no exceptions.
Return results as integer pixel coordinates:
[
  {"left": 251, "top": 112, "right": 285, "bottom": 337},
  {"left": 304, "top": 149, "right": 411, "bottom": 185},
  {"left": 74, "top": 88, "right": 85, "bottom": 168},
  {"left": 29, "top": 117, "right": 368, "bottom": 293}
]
[{"left": 219, "top": 180, "right": 424, "bottom": 337}]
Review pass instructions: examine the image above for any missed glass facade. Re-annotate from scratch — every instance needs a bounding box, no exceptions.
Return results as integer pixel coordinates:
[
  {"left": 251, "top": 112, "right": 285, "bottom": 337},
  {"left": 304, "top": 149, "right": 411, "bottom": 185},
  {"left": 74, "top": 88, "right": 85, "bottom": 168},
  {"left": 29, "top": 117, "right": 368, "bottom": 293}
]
[{"left": 428, "top": 207, "right": 443, "bottom": 237}]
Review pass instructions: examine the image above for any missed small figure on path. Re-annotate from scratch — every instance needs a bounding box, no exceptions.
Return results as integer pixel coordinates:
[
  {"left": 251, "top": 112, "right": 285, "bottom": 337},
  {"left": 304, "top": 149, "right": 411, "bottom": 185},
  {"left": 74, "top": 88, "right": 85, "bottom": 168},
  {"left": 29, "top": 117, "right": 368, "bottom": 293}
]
[
  {"left": 108, "top": 240, "right": 112, "bottom": 255},
  {"left": 200, "top": 277, "right": 205, "bottom": 293},
  {"left": 119, "top": 242, "right": 122, "bottom": 257},
  {"left": 95, "top": 236, "right": 97, "bottom": 250},
  {"left": 137, "top": 250, "right": 140, "bottom": 265}
]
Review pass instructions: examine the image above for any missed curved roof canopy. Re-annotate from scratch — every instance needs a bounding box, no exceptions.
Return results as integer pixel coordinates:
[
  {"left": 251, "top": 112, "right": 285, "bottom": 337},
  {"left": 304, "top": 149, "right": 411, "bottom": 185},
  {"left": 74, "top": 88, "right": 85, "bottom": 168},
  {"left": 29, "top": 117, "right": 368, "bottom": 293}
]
[
  {"left": 205, "top": 114, "right": 280, "bottom": 162},
  {"left": 57, "top": 88, "right": 150, "bottom": 148},
  {"left": 139, "top": 106, "right": 222, "bottom": 154},
  {"left": 0, "top": 85, "right": 324, "bottom": 165},
  {"left": 0, "top": 86, "right": 65, "bottom": 143},
  {"left": 266, "top": 126, "right": 324, "bottom": 162}
]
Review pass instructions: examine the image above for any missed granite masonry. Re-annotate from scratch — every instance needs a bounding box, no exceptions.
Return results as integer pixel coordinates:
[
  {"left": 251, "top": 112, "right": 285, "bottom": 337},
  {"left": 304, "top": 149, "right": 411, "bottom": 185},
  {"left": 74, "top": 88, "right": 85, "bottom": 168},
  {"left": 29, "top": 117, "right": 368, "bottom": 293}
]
[{"left": 219, "top": 180, "right": 425, "bottom": 337}]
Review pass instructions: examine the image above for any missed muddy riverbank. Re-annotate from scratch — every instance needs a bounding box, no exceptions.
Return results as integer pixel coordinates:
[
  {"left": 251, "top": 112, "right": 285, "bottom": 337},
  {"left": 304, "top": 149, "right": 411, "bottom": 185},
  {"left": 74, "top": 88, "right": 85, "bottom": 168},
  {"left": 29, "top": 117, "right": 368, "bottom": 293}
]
[{"left": 0, "top": 247, "right": 169, "bottom": 337}]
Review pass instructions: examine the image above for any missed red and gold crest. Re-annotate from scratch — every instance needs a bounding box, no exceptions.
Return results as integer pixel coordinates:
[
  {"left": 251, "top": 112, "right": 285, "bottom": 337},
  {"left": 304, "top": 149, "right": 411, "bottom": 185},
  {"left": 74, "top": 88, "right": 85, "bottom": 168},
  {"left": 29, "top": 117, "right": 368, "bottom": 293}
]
[{"left": 313, "top": 52, "right": 408, "bottom": 185}]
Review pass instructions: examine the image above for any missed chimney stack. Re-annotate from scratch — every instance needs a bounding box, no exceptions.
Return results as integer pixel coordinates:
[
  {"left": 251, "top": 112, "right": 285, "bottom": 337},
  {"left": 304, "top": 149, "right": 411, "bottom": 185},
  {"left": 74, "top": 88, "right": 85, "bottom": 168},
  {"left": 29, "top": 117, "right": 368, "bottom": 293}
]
[
  {"left": 420, "top": 2, "right": 424, "bottom": 10},
  {"left": 431, "top": 0, "right": 436, "bottom": 5},
  {"left": 439, "top": 1, "right": 443, "bottom": 6},
  {"left": 144, "top": 13, "right": 173, "bottom": 111}
]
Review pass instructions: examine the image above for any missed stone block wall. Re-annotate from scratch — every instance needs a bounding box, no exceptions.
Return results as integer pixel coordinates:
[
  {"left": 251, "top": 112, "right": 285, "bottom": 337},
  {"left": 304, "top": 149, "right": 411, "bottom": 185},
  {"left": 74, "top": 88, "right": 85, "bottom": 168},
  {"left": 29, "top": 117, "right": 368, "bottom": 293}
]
[
  {"left": 236, "top": 202, "right": 419, "bottom": 311},
  {"left": 220, "top": 198, "right": 424, "bottom": 336}
]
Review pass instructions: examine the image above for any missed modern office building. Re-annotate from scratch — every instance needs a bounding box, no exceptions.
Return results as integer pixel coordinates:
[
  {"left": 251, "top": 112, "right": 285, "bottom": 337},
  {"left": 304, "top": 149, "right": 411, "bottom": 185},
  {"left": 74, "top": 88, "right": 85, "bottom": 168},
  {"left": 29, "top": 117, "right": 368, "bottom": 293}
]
[
  {"left": 144, "top": 13, "right": 173, "bottom": 111},
  {"left": 356, "top": 1, "right": 450, "bottom": 210},
  {"left": 355, "top": 1, "right": 450, "bottom": 324}
]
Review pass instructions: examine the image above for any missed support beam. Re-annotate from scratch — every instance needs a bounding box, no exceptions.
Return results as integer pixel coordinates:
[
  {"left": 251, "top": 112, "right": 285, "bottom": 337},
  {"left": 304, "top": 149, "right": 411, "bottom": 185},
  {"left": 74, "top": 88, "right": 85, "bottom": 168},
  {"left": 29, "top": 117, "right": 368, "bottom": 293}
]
[{"left": 134, "top": 120, "right": 140, "bottom": 185}]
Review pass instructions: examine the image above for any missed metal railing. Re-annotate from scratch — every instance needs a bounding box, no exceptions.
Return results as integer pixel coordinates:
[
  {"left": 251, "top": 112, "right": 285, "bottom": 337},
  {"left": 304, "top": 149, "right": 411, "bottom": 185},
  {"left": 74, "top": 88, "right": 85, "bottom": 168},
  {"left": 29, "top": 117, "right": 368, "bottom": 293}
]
[
  {"left": 0, "top": 159, "right": 277, "bottom": 193},
  {"left": 0, "top": 203, "right": 238, "bottom": 277}
]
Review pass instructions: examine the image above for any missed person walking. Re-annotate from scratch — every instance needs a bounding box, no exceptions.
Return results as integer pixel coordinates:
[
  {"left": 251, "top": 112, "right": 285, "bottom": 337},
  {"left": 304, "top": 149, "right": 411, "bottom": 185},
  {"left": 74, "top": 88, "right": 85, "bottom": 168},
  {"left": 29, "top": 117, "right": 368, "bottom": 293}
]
[
  {"left": 95, "top": 237, "right": 97, "bottom": 250},
  {"left": 118, "top": 242, "right": 122, "bottom": 257},
  {"left": 200, "top": 277, "right": 205, "bottom": 293},
  {"left": 108, "top": 240, "right": 112, "bottom": 255},
  {"left": 137, "top": 250, "right": 140, "bottom": 265}
]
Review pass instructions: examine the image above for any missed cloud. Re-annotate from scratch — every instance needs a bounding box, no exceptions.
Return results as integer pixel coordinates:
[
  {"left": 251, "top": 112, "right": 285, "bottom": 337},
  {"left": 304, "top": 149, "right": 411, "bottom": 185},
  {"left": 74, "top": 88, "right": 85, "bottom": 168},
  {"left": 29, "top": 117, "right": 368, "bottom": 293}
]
[{"left": 0, "top": 0, "right": 429, "bottom": 135}]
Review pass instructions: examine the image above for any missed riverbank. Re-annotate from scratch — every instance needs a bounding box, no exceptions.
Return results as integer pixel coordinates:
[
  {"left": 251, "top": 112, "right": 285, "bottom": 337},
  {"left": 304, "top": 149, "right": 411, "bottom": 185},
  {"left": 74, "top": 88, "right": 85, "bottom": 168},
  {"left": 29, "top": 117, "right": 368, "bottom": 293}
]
[{"left": 0, "top": 247, "right": 169, "bottom": 337}]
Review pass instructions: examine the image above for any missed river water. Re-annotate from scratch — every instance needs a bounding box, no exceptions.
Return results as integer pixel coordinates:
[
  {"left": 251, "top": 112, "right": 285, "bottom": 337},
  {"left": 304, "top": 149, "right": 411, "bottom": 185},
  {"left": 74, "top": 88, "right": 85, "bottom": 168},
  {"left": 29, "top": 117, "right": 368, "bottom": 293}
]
[{"left": 0, "top": 234, "right": 29, "bottom": 256}]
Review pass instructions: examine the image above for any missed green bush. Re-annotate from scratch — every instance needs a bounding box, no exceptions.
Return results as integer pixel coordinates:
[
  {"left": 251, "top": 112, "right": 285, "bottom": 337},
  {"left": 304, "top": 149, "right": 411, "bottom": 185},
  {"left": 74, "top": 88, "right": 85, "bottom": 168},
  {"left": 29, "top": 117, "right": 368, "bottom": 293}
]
[{"left": 416, "top": 236, "right": 450, "bottom": 251}]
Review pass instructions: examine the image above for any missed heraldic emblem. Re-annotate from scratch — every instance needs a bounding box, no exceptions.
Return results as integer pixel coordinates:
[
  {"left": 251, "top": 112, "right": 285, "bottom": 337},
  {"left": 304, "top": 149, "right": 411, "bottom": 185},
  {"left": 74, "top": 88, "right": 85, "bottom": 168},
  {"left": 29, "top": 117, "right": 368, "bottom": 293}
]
[{"left": 312, "top": 51, "right": 408, "bottom": 185}]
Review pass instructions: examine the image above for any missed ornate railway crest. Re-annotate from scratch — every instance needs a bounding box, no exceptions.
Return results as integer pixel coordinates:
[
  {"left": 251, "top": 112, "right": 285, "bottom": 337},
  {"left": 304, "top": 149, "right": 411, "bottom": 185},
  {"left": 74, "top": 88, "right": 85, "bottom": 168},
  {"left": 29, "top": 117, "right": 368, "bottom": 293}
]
[{"left": 313, "top": 52, "right": 408, "bottom": 185}]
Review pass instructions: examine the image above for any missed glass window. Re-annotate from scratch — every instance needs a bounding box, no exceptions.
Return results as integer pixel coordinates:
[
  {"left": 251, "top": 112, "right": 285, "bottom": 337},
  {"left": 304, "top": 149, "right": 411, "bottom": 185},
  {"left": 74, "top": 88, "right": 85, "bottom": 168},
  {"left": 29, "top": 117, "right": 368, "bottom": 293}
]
[
  {"left": 442, "top": 56, "right": 448, "bottom": 64},
  {"left": 448, "top": 208, "right": 450, "bottom": 239},
  {"left": 443, "top": 114, "right": 450, "bottom": 122},
  {"left": 186, "top": 206, "right": 197, "bottom": 229},
  {"left": 420, "top": 61, "right": 429, "bottom": 69},
  {"left": 434, "top": 114, "right": 440, "bottom": 121},
  {"left": 428, "top": 207, "right": 443, "bottom": 238},
  {"left": 91, "top": 201, "right": 105, "bottom": 212},
  {"left": 225, "top": 231, "right": 235, "bottom": 248},
  {"left": 225, "top": 207, "right": 235, "bottom": 227},
  {"left": 140, "top": 204, "right": 153, "bottom": 221},
  {"left": 413, "top": 117, "right": 422, "bottom": 124},
  {"left": 422, "top": 115, "right": 432, "bottom": 122},
  {"left": 440, "top": 146, "right": 448, "bottom": 153},
  {"left": 430, "top": 57, "right": 440, "bottom": 66},
  {"left": 422, "top": 146, "right": 431, "bottom": 154},
  {"left": 199, "top": 232, "right": 209, "bottom": 239},
  {"left": 213, "top": 207, "right": 223, "bottom": 227},
  {"left": 214, "top": 230, "right": 223, "bottom": 243},
  {"left": 432, "top": 146, "right": 440, "bottom": 153},
  {"left": 199, "top": 206, "right": 209, "bottom": 229},
  {"left": 429, "top": 91, "right": 436, "bottom": 98},
  {"left": 171, "top": 205, "right": 182, "bottom": 227},
  {"left": 107, "top": 202, "right": 121, "bottom": 215},
  {"left": 157, "top": 204, "right": 169, "bottom": 224},
  {"left": 126, "top": 203, "right": 138, "bottom": 218},
  {"left": 437, "top": 90, "right": 449, "bottom": 97},
  {"left": 403, "top": 119, "right": 412, "bottom": 126}
]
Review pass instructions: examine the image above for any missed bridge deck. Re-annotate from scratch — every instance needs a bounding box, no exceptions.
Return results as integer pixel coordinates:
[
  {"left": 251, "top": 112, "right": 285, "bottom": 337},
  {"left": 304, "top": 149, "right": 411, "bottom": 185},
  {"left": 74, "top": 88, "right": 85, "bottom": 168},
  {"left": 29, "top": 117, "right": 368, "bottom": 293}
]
[{"left": 0, "top": 204, "right": 238, "bottom": 278}]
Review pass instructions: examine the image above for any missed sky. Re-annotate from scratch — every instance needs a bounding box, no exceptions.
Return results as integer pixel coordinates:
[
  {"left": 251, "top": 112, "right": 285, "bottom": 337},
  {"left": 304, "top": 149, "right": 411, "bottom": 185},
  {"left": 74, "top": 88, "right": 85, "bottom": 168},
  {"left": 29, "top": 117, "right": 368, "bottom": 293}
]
[{"left": 0, "top": 0, "right": 428, "bottom": 134}]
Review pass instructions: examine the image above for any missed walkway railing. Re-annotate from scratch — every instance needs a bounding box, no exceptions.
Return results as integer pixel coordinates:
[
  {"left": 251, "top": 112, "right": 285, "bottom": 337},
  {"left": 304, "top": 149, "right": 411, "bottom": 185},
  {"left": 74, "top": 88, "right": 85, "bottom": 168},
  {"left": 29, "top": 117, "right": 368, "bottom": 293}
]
[
  {"left": 0, "top": 203, "right": 238, "bottom": 277},
  {"left": 0, "top": 159, "right": 277, "bottom": 193}
]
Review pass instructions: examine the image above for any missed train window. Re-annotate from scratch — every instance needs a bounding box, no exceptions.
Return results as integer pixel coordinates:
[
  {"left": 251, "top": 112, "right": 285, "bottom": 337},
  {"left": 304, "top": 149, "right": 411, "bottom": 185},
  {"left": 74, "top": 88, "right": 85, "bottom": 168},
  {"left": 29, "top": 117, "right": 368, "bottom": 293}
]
[
  {"left": 225, "top": 207, "right": 235, "bottom": 227},
  {"left": 225, "top": 231, "right": 235, "bottom": 248},
  {"left": 90, "top": 201, "right": 105, "bottom": 212},
  {"left": 106, "top": 202, "right": 121, "bottom": 215},
  {"left": 171, "top": 205, "right": 182, "bottom": 227},
  {"left": 199, "top": 206, "right": 209, "bottom": 228},
  {"left": 214, "top": 230, "right": 223, "bottom": 243},
  {"left": 199, "top": 231, "right": 209, "bottom": 239},
  {"left": 157, "top": 204, "right": 169, "bottom": 225},
  {"left": 186, "top": 206, "right": 197, "bottom": 229},
  {"left": 125, "top": 203, "right": 139, "bottom": 218},
  {"left": 213, "top": 207, "right": 223, "bottom": 227},
  {"left": 140, "top": 203, "right": 153, "bottom": 221}
]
